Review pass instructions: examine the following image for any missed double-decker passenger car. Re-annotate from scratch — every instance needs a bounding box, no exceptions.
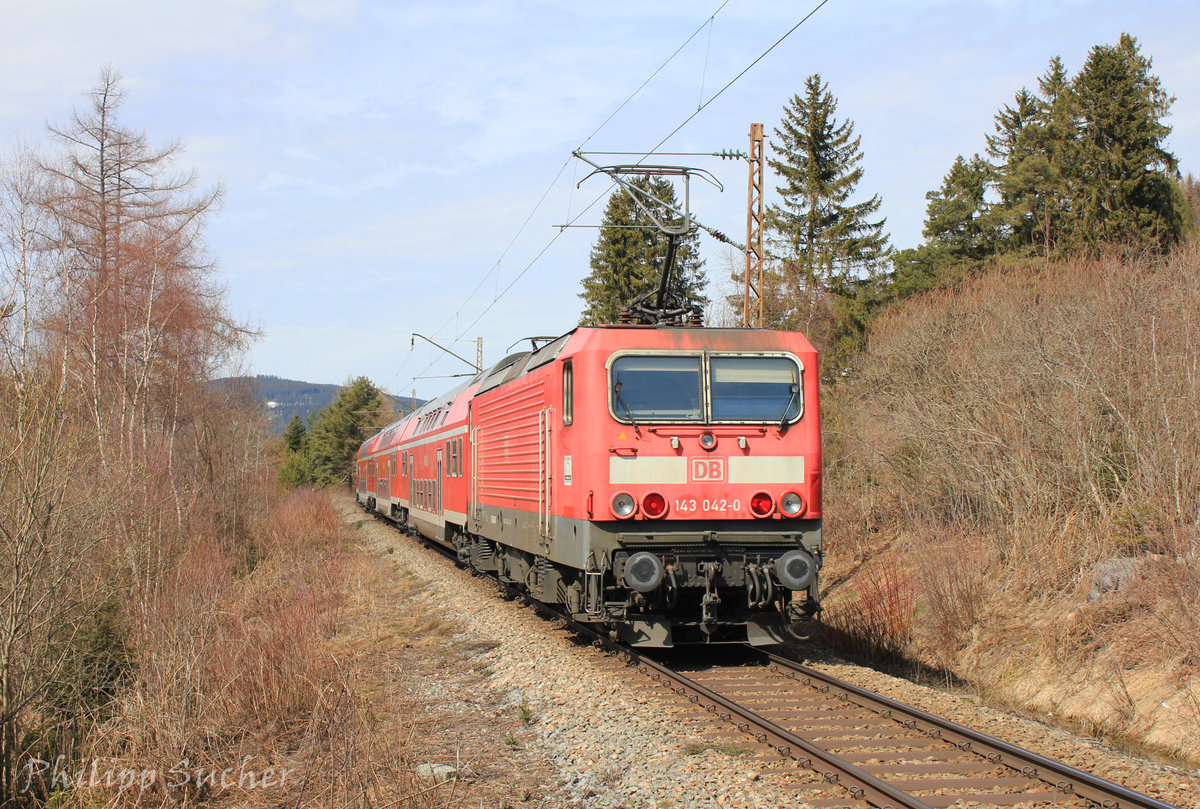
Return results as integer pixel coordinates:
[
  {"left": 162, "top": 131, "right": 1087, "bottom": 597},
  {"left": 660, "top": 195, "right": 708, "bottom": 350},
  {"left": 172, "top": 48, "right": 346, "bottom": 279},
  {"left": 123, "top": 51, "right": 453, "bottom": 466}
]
[{"left": 357, "top": 323, "right": 821, "bottom": 646}]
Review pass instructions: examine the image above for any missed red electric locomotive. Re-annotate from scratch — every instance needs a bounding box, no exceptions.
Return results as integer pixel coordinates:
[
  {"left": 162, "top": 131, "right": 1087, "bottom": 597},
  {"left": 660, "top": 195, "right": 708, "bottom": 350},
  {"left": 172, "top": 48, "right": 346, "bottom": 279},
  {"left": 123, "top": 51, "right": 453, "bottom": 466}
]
[
  {"left": 358, "top": 164, "right": 822, "bottom": 646},
  {"left": 357, "top": 321, "right": 822, "bottom": 646}
]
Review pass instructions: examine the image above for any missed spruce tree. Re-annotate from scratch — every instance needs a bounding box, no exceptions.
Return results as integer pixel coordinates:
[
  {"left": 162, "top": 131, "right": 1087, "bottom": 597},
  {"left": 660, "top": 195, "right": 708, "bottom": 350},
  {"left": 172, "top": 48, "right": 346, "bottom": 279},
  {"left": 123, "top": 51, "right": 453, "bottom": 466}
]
[
  {"left": 986, "top": 57, "right": 1082, "bottom": 257},
  {"left": 766, "top": 74, "right": 890, "bottom": 296},
  {"left": 278, "top": 446, "right": 315, "bottom": 489},
  {"left": 986, "top": 87, "right": 1047, "bottom": 249},
  {"left": 278, "top": 413, "right": 313, "bottom": 489},
  {"left": 282, "top": 413, "right": 307, "bottom": 453},
  {"left": 887, "top": 245, "right": 950, "bottom": 300},
  {"left": 1029, "top": 56, "right": 1079, "bottom": 254},
  {"left": 1071, "top": 33, "right": 1182, "bottom": 252},
  {"left": 578, "top": 176, "right": 706, "bottom": 325},
  {"left": 1182, "top": 173, "right": 1200, "bottom": 238},
  {"left": 888, "top": 155, "right": 993, "bottom": 301},
  {"left": 922, "top": 154, "right": 994, "bottom": 262},
  {"left": 984, "top": 56, "right": 1086, "bottom": 258},
  {"left": 307, "top": 377, "right": 385, "bottom": 487}
]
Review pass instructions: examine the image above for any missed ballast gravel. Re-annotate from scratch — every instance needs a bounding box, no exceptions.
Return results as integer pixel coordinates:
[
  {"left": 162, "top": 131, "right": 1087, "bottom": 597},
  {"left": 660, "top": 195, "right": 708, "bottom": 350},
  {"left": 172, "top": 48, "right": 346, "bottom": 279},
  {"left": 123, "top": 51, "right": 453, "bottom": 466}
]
[{"left": 338, "top": 495, "right": 1199, "bottom": 809}]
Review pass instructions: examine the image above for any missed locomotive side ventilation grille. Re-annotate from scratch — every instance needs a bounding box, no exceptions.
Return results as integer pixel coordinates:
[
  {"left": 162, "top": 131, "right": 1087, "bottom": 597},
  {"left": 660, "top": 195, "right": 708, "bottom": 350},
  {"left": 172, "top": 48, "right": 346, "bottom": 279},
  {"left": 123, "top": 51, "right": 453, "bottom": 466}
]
[{"left": 473, "top": 381, "right": 546, "bottom": 508}]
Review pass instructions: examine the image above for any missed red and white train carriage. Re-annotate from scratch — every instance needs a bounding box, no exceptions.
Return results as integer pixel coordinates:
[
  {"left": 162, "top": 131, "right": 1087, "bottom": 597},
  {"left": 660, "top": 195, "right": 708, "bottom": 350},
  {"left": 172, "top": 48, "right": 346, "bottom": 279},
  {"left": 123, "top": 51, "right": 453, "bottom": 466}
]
[{"left": 357, "top": 322, "right": 822, "bottom": 646}]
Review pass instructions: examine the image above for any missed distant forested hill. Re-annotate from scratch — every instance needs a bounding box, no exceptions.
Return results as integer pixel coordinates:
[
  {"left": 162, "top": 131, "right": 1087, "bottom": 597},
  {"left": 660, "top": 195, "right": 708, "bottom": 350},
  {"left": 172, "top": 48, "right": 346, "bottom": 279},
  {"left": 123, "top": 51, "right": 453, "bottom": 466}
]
[
  {"left": 215, "top": 375, "right": 342, "bottom": 435},
  {"left": 257, "top": 376, "right": 343, "bottom": 433},
  {"left": 219, "top": 376, "right": 424, "bottom": 435}
]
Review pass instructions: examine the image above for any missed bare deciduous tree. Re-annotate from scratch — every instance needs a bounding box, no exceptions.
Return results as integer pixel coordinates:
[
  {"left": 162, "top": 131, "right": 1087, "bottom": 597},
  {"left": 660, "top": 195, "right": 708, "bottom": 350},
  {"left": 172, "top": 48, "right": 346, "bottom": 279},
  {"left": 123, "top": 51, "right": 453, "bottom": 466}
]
[
  {"left": 0, "top": 69, "right": 263, "bottom": 804},
  {"left": 0, "top": 149, "right": 117, "bottom": 805}
]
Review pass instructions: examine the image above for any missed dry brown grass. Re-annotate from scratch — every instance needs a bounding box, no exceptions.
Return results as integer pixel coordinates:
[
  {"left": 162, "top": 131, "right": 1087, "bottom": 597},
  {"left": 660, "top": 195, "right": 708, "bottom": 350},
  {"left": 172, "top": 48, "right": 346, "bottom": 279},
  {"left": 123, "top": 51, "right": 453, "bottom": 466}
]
[
  {"left": 823, "top": 556, "right": 916, "bottom": 663},
  {"left": 908, "top": 526, "right": 996, "bottom": 664},
  {"left": 46, "top": 489, "right": 446, "bottom": 809},
  {"left": 0, "top": 79, "right": 449, "bottom": 805},
  {"left": 829, "top": 245, "right": 1200, "bottom": 591}
]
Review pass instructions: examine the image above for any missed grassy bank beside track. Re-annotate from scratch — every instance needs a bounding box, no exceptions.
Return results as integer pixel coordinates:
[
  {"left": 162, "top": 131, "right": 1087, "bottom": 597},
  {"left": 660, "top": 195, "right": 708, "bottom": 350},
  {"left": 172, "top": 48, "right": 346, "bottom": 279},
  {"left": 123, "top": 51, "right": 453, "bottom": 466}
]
[
  {"left": 53, "top": 489, "right": 449, "bottom": 808},
  {"left": 817, "top": 246, "right": 1200, "bottom": 764}
]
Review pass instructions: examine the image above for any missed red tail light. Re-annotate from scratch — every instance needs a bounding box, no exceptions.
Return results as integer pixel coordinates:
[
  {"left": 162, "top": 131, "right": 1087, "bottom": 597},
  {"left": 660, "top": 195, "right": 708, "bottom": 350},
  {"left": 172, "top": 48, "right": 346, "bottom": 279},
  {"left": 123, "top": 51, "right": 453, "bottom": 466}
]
[
  {"left": 642, "top": 492, "right": 667, "bottom": 518},
  {"left": 750, "top": 492, "right": 774, "bottom": 517}
]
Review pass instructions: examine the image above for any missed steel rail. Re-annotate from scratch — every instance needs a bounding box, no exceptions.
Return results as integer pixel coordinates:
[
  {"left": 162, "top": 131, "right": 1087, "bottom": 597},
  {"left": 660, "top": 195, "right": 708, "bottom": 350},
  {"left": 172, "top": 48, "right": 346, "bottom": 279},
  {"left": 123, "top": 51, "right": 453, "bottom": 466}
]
[
  {"left": 605, "top": 643, "right": 935, "bottom": 809},
  {"left": 764, "top": 653, "right": 1180, "bottom": 809}
]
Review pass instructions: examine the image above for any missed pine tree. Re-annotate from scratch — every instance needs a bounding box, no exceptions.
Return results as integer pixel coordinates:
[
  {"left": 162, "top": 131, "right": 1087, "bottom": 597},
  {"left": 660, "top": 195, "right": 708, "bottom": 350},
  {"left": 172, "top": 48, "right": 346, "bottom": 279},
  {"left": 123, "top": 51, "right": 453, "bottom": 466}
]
[
  {"left": 1071, "top": 34, "right": 1181, "bottom": 252},
  {"left": 307, "top": 377, "right": 385, "bottom": 487},
  {"left": 766, "top": 74, "right": 890, "bottom": 298},
  {"left": 578, "top": 176, "right": 706, "bottom": 325}
]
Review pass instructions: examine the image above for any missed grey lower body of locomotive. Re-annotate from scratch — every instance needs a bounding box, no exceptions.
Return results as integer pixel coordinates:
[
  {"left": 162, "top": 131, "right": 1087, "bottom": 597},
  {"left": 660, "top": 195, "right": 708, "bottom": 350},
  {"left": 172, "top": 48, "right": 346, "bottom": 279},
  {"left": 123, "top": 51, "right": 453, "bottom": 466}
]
[
  {"left": 359, "top": 489, "right": 821, "bottom": 646},
  {"left": 456, "top": 501, "right": 822, "bottom": 647}
]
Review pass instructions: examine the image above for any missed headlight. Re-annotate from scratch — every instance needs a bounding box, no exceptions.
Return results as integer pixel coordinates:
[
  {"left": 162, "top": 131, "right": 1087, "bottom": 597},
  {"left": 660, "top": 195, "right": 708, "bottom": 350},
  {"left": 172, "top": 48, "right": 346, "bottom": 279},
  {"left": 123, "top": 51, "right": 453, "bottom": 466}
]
[
  {"left": 698, "top": 432, "right": 717, "bottom": 450},
  {"left": 624, "top": 552, "right": 665, "bottom": 593},
  {"left": 774, "top": 549, "right": 815, "bottom": 590},
  {"left": 612, "top": 492, "right": 636, "bottom": 518},
  {"left": 780, "top": 492, "right": 805, "bottom": 516}
]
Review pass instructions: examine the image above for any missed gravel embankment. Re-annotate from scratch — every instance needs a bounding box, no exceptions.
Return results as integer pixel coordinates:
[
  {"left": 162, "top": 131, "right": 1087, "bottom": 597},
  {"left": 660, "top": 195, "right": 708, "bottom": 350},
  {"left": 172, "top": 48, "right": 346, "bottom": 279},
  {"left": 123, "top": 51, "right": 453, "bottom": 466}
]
[{"left": 339, "top": 494, "right": 1199, "bottom": 809}]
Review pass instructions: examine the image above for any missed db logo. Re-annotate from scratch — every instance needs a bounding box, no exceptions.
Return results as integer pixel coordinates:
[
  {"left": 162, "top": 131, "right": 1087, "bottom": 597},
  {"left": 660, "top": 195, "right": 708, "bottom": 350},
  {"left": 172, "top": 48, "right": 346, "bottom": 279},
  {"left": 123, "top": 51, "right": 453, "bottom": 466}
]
[{"left": 690, "top": 458, "right": 726, "bottom": 483}]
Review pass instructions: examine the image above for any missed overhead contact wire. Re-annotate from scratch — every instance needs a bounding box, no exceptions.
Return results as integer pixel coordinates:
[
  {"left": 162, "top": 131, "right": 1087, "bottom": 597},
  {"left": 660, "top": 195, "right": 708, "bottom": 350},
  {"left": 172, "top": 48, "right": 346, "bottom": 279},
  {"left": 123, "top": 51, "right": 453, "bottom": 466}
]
[
  {"left": 643, "top": 0, "right": 833, "bottom": 160},
  {"left": 428, "top": 0, "right": 734, "bottom": 352},
  {"left": 430, "top": 155, "right": 573, "bottom": 340},
  {"left": 387, "top": 157, "right": 574, "bottom": 394},
  {"left": 437, "top": 0, "right": 737, "bottom": 357},
  {"left": 408, "top": 0, "right": 832, "bottom": 391},
  {"left": 698, "top": 15, "right": 714, "bottom": 110},
  {"left": 577, "top": 0, "right": 732, "bottom": 152}
]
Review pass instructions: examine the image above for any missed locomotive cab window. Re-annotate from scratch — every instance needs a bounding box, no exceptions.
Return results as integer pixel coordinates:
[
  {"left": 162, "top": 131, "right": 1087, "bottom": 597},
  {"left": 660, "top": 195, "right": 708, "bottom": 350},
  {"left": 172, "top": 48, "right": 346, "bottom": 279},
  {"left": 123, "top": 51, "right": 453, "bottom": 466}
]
[
  {"left": 562, "top": 359, "right": 573, "bottom": 426},
  {"left": 710, "top": 356, "right": 802, "bottom": 423},
  {"left": 610, "top": 355, "right": 702, "bottom": 422}
]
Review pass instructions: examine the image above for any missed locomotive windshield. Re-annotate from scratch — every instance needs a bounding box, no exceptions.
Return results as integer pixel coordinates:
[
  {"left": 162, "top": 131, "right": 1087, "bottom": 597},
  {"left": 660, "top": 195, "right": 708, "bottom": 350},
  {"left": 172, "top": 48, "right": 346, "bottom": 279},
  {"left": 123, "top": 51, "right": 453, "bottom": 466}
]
[
  {"left": 710, "top": 356, "right": 801, "bottom": 422},
  {"left": 609, "top": 353, "right": 802, "bottom": 424},
  {"left": 611, "top": 355, "right": 703, "bottom": 421}
]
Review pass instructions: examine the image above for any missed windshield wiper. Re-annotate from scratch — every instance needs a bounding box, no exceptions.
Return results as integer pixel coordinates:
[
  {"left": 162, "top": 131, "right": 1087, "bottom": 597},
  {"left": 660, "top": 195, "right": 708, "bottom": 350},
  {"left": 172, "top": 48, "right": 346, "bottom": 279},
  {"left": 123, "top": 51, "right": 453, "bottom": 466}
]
[
  {"left": 778, "top": 383, "right": 799, "bottom": 432},
  {"left": 613, "top": 380, "right": 642, "bottom": 437}
]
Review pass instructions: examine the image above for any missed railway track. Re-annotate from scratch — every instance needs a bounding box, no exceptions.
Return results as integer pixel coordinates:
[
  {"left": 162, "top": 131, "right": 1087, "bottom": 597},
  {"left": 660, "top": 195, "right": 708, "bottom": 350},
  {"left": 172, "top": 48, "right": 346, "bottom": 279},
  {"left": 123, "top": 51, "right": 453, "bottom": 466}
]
[
  {"left": 374, "top": 509, "right": 1183, "bottom": 809},
  {"left": 604, "top": 643, "right": 1182, "bottom": 809}
]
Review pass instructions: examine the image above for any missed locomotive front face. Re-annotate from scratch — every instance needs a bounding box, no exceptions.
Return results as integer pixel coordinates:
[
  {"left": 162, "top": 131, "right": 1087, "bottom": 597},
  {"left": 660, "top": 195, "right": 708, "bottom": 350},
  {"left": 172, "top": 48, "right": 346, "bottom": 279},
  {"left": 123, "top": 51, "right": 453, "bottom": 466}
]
[
  {"left": 604, "top": 350, "right": 814, "bottom": 523},
  {"left": 559, "top": 329, "right": 823, "bottom": 646}
]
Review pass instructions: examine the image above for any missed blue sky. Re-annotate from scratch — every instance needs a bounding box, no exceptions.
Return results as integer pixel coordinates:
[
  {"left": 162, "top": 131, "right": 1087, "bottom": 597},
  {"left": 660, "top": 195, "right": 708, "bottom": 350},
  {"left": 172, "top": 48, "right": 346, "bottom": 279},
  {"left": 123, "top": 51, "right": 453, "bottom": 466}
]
[{"left": 3, "top": 0, "right": 1197, "bottom": 397}]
